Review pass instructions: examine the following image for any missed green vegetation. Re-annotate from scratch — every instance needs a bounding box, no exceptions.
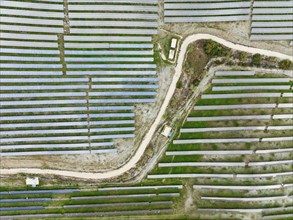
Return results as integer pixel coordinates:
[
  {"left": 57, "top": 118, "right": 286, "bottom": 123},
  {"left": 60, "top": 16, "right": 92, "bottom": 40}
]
[
  {"left": 251, "top": 53, "right": 262, "bottom": 66},
  {"left": 176, "top": 81, "right": 183, "bottom": 89},
  {"left": 279, "top": 59, "right": 293, "bottom": 70},
  {"left": 238, "top": 52, "right": 247, "bottom": 62},
  {"left": 203, "top": 40, "right": 229, "bottom": 58}
]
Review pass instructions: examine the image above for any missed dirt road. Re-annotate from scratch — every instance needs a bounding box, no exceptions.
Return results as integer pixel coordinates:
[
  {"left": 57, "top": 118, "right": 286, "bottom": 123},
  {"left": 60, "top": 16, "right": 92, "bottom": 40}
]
[{"left": 1, "top": 34, "right": 292, "bottom": 180}]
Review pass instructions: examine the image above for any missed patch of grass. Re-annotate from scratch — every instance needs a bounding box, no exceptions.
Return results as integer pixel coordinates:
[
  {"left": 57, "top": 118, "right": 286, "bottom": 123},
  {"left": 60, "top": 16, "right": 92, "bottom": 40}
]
[{"left": 184, "top": 41, "right": 209, "bottom": 76}]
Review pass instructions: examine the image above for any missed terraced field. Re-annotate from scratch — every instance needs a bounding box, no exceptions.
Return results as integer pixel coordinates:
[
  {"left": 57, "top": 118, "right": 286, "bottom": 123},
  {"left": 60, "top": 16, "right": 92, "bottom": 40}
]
[
  {"left": 0, "top": 0, "right": 158, "bottom": 156},
  {"left": 0, "top": 184, "right": 182, "bottom": 219},
  {"left": 149, "top": 70, "right": 293, "bottom": 219}
]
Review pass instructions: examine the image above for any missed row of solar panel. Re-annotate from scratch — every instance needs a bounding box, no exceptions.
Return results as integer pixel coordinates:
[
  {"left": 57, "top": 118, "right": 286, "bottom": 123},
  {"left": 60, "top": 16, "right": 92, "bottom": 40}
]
[
  {"left": 251, "top": 1, "right": 293, "bottom": 41},
  {"left": 1, "top": 9, "right": 157, "bottom": 20},
  {"left": 1, "top": 1, "right": 157, "bottom": 11},
  {"left": 1, "top": 63, "right": 156, "bottom": 68}
]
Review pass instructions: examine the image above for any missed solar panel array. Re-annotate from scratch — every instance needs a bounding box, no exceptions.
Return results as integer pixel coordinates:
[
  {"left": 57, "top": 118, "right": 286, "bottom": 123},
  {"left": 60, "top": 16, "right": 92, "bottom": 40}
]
[
  {"left": 163, "top": 0, "right": 293, "bottom": 42},
  {"left": 148, "top": 70, "right": 293, "bottom": 218},
  {"left": 250, "top": 0, "right": 293, "bottom": 41},
  {"left": 0, "top": 0, "right": 158, "bottom": 156},
  {"left": 164, "top": 0, "right": 251, "bottom": 23},
  {"left": 0, "top": 185, "right": 182, "bottom": 218}
]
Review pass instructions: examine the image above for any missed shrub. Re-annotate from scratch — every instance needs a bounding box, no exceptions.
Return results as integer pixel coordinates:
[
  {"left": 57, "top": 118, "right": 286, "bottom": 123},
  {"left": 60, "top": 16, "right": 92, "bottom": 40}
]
[
  {"left": 192, "top": 79, "right": 200, "bottom": 86},
  {"left": 204, "top": 40, "right": 226, "bottom": 57},
  {"left": 251, "top": 53, "right": 262, "bottom": 66},
  {"left": 176, "top": 81, "right": 183, "bottom": 89},
  {"left": 267, "top": 56, "right": 277, "bottom": 63},
  {"left": 279, "top": 59, "right": 293, "bottom": 70},
  {"left": 238, "top": 52, "right": 247, "bottom": 62},
  {"left": 215, "top": 60, "right": 223, "bottom": 65}
]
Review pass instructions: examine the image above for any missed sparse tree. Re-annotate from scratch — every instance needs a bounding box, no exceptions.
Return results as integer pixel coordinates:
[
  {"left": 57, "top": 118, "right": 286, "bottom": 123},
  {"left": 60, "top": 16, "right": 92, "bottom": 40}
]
[
  {"left": 204, "top": 40, "right": 226, "bottom": 58},
  {"left": 279, "top": 59, "right": 292, "bottom": 70},
  {"left": 238, "top": 52, "right": 247, "bottom": 62},
  {"left": 251, "top": 53, "right": 262, "bottom": 66},
  {"left": 176, "top": 81, "right": 183, "bottom": 89}
]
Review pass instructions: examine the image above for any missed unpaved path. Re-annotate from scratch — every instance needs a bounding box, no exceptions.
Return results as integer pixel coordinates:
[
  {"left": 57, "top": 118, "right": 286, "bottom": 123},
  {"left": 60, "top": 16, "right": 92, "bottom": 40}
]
[{"left": 1, "top": 34, "right": 292, "bottom": 180}]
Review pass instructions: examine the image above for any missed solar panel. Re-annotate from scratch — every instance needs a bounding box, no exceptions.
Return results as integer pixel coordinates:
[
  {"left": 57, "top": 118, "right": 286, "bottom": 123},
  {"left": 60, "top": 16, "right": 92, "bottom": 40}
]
[
  {"left": 69, "top": 5, "right": 157, "bottom": 12},
  {"left": 91, "top": 84, "right": 158, "bottom": 89},
  {"left": 1, "top": 114, "right": 88, "bottom": 121},
  {"left": 69, "top": 12, "right": 157, "bottom": 19},
  {"left": 70, "top": 28, "right": 157, "bottom": 35},
  {"left": 70, "top": 20, "right": 157, "bottom": 28},
  {"left": 90, "top": 113, "right": 134, "bottom": 118},
  {"left": 89, "top": 91, "right": 156, "bottom": 96},
  {"left": 1, "top": 121, "right": 88, "bottom": 128},
  {"left": 165, "top": 16, "right": 249, "bottom": 23},
  {"left": 1, "top": 85, "right": 88, "bottom": 90},
  {"left": 0, "top": 33, "right": 58, "bottom": 41},
  {"left": 64, "top": 50, "right": 153, "bottom": 55},
  {"left": 0, "top": 40, "right": 58, "bottom": 48},
  {"left": 1, "top": 16, "right": 63, "bottom": 26},
  {"left": 0, "top": 78, "right": 88, "bottom": 83},
  {"left": 89, "top": 99, "right": 155, "bottom": 103},
  {"left": 0, "top": 149, "right": 116, "bottom": 156},
  {"left": 0, "top": 48, "right": 60, "bottom": 54},
  {"left": 0, "top": 107, "right": 87, "bottom": 113},
  {"left": 90, "top": 120, "right": 134, "bottom": 125},
  {"left": 64, "top": 35, "right": 151, "bottom": 42},
  {"left": 0, "top": 25, "right": 64, "bottom": 33},
  {"left": 65, "top": 57, "right": 154, "bottom": 62},
  {"left": 68, "top": 71, "right": 156, "bottom": 75},
  {"left": 1, "top": 56, "right": 60, "bottom": 62},
  {"left": 92, "top": 77, "right": 157, "bottom": 82},
  {"left": 1, "top": 63, "right": 62, "bottom": 69},
  {"left": 1, "top": 1, "right": 63, "bottom": 10},
  {"left": 1, "top": 129, "right": 88, "bottom": 136},
  {"left": 0, "top": 8, "right": 63, "bottom": 18},
  {"left": 67, "top": 64, "right": 156, "bottom": 69}
]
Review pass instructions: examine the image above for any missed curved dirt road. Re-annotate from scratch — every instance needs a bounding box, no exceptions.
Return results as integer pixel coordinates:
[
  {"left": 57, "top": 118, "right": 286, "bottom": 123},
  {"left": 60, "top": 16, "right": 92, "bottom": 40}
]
[{"left": 1, "top": 34, "right": 292, "bottom": 180}]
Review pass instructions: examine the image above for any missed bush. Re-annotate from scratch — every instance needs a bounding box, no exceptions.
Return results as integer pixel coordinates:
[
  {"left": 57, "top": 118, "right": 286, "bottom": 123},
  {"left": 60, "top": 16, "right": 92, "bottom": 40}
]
[
  {"left": 214, "top": 60, "right": 222, "bottom": 65},
  {"left": 176, "top": 81, "right": 183, "bottom": 89},
  {"left": 279, "top": 59, "right": 293, "bottom": 70},
  {"left": 238, "top": 52, "right": 247, "bottom": 62},
  {"left": 267, "top": 56, "right": 277, "bottom": 63},
  {"left": 192, "top": 79, "right": 200, "bottom": 86},
  {"left": 204, "top": 40, "right": 227, "bottom": 57},
  {"left": 251, "top": 53, "right": 262, "bottom": 66}
]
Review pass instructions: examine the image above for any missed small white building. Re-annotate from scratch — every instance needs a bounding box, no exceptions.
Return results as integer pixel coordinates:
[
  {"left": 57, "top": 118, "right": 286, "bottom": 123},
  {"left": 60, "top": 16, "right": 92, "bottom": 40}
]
[
  {"left": 162, "top": 126, "right": 172, "bottom": 138},
  {"left": 168, "top": 49, "right": 175, "bottom": 60},
  {"left": 26, "top": 177, "right": 39, "bottom": 187},
  {"left": 168, "top": 38, "right": 178, "bottom": 60},
  {"left": 171, "top": 38, "right": 178, "bottom": 49}
]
